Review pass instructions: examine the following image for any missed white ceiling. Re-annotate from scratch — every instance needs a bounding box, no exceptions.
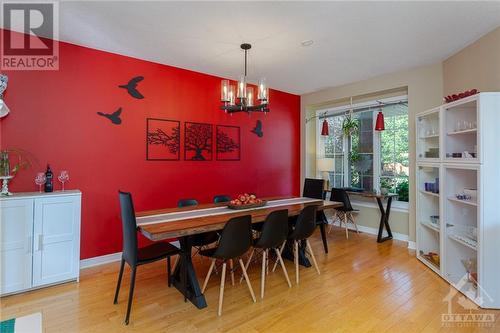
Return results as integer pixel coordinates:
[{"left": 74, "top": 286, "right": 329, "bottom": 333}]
[{"left": 30, "top": 2, "right": 500, "bottom": 94}]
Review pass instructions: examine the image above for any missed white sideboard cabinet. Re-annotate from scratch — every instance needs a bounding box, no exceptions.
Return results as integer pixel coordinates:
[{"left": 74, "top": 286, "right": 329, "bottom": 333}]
[{"left": 0, "top": 190, "right": 81, "bottom": 296}]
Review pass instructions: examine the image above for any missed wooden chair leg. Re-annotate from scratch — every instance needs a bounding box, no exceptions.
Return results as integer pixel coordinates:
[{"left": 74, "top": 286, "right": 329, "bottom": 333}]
[
  {"left": 113, "top": 259, "right": 125, "bottom": 304},
  {"left": 240, "top": 248, "right": 254, "bottom": 283},
  {"left": 266, "top": 249, "right": 270, "bottom": 275},
  {"left": 294, "top": 241, "right": 299, "bottom": 285},
  {"left": 239, "top": 259, "right": 256, "bottom": 303},
  {"left": 171, "top": 255, "right": 179, "bottom": 273},
  {"left": 349, "top": 212, "right": 359, "bottom": 233},
  {"left": 344, "top": 212, "right": 349, "bottom": 239},
  {"left": 328, "top": 216, "right": 334, "bottom": 234},
  {"left": 202, "top": 258, "right": 216, "bottom": 293},
  {"left": 167, "top": 256, "right": 172, "bottom": 287},
  {"left": 272, "top": 241, "right": 286, "bottom": 272},
  {"left": 328, "top": 211, "right": 337, "bottom": 234},
  {"left": 229, "top": 259, "right": 235, "bottom": 286},
  {"left": 306, "top": 239, "right": 321, "bottom": 275},
  {"left": 275, "top": 248, "right": 291, "bottom": 288},
  {"left": 218, "top": 262, "right": 227, "bottom": 316},
  {"left": 261, "top": 250, "right": 266, "bottom": 299},
  {"left": 124, "top": 267, "right": 136, "bottom": 325}
]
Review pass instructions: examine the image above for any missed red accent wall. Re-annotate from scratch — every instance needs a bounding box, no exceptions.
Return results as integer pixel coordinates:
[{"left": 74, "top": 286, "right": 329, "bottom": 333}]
[{"left": 0, "top": 35, "right": 301, "bottom": 259}]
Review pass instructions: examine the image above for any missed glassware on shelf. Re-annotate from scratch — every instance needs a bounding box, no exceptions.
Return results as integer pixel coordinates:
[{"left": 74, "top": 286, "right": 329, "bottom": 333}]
[
  {"left": 424, "top": 178, "right": 439, "bottom": 193},
  {"left": 465, "top": 226, "right": 478, "bottom": 241},
  {"left": 58, "top": 170, "right": 69, "bottom": 191},
  {"left": 461, "top": 258, "right": 478, "bottom": 288},
  {"left": 424, "top": 126, "right": 438, "bottom": 137},
  {"left": 429, "top": 215, "right": 440, "bottom": 226},
  {"left": 34, "top": 172, "right": 46, "bottom": 193},
  {"left": 455, "top": 193, "right": 472, "bottom": 201}
]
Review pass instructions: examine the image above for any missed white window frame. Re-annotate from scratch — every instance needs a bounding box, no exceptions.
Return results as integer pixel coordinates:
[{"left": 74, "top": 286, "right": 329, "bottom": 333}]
[{"left": 316, "top": 95, "right": 409, "bottom": 210}]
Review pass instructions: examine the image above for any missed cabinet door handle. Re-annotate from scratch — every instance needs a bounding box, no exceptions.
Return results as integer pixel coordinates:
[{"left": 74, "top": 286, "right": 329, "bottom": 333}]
[{"left": 36, "top": 234, "right": 43, "bottom": 251}]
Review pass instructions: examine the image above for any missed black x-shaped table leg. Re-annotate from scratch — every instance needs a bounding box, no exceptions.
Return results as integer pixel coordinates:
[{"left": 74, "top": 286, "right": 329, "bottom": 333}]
[
  {"left": 171, "top": 236, "right": 207, "bottom": 309},
  {"left": 376, "top": 196, "right": 393, "bottom": 243}
]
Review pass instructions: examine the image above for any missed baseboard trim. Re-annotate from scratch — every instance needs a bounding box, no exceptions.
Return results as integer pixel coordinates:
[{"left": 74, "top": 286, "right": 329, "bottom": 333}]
[
  {"left": 80, "top": 252, "right": 122, "bottom": 269},
  {"left": 79, "top": 240, "right": 181, "bottom": 269},
  {"left": 350, "top": 200, "right": 409, "bottom": 213},
  {"left": 328, "top": 220, "right": 412, "bottom": 246},
  {"left": 407, "top": 241, "right": 417, "bottom": 250}
]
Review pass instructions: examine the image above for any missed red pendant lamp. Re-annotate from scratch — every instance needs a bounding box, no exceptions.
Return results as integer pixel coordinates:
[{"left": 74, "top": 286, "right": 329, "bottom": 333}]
[
  {"left": 321, "top": 118, "right": 329, "bottom": 136},
  {"left": 375, "top": 109, "right": 385, "bottom": 131}
]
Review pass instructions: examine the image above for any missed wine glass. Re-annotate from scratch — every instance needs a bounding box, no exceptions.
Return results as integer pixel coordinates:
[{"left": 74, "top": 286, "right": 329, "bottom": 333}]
[
  {"left": 35, "top": 173, "right": 46, "bottom": 193},
  {"left": 58, "top": 170, "right": 69, "bottom": 191}
]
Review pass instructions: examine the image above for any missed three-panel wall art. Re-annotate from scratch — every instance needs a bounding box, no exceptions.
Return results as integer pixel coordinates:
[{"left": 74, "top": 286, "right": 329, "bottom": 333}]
[{"left": 146, "top": 118, "right": 240, "bottom": 161}]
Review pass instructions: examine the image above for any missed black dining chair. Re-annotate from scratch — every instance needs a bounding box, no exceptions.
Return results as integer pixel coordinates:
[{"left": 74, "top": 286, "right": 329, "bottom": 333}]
[
  {"left": 243, "top": 209, "right": 292, "bottom": 299},
  {"left": 288, "top": 205, "right": 321, "bottom": 284},
  {"left": 200, "top": 215, "right": 256, "bottom": 316},
  {"left": 177, "top": 198, "right": 199, "bottom": 207},
  {"left": 303, "top": 178, "right": 329, "bottom": 253},
  {"left": 177, "top": 198, "right": 219, "bottom": 253},
  {"left": 114, "top": 191, "right": 180, "bottom": 325},
  {"left": 213, "top": 195, "right": 231, "bottom": 203},
  {"left": 329, "top": 188, "right": 359, "bottom": 239}
]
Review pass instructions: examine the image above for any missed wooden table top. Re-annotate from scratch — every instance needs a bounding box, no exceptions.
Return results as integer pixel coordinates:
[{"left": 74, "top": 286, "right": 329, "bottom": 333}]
[
  {"left": 324, "top": 189, "right": 398, "bottom": 199},
  {"left": 346, "top": 191, "right": 398, "bottom": 199},
  {"left": 137, "top": 197, "right": 343, "bottom": 241}
]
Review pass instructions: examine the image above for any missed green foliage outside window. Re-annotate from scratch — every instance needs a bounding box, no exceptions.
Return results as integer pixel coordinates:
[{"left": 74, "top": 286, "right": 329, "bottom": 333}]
[{"left": 380, "top": 106, "right": 409, "bottom": 202}]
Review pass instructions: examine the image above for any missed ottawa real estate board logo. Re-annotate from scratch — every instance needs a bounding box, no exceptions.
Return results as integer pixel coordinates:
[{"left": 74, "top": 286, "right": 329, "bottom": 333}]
[{"left": 1, "top": 1, "right": 59, "bottom": 70}]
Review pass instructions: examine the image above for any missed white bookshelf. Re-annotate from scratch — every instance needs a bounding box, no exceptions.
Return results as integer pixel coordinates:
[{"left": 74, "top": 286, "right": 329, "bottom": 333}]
[
  {"left": 416, "top": 93, "right": 500, "bottom": 309},
  {"left": 416, "top": 107, "right": 440, "bottom": 162},
  {"left": 416, "top": 164, "right": 442, "bottom": 274}
]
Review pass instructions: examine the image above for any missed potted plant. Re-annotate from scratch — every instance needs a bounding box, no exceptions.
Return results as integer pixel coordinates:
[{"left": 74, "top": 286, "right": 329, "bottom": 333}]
[
  {"left": 0, "top": 149, "right": 33, "bottom": 195},
  {"left": 342, "top": 115, "right": 358, "bottom": 137},
  {"left": 0, "top": 148, "right": 33, "bottom": 176}
]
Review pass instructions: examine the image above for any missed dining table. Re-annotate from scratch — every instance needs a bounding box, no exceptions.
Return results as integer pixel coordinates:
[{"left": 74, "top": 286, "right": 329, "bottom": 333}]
[
  {"left": 136, "top": 196, "right": 342, "bottom": 309},
  {"left": 346, "top": 191, "right": 398, "bottom": 243}
]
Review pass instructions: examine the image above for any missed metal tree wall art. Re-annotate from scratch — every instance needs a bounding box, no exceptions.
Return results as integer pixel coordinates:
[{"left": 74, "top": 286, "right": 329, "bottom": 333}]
[
  {"left": 184, "top": 122, "right": 213, "bottom": 161},
  {"left": 146, "top": 118, "right": 180, "bottom": 160},
  {"left": 216, "top": 125, "right": 240, "bottom": 161}
]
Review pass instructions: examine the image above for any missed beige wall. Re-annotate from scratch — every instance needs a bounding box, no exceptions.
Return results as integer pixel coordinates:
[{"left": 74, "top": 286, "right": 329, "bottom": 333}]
[
  {"left": 301, "top": 63, "right": 444, "bottom": 242},
  {"left": 443, "top": 26, "right": 500, "bottom": 95},
  {"left": 323, "top": 205, "right": 410, "bottom": 237}
]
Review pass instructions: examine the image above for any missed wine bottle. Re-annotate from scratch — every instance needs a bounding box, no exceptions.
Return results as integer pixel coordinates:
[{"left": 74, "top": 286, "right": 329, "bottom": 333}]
[{"left": 44, "top": 164, "right": 53, "bottom": 192}]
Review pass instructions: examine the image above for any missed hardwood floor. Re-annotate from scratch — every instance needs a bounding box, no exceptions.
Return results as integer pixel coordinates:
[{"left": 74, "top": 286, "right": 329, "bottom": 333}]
[{"left": 1, "top": 228, "right": 499, "bottom": 332}]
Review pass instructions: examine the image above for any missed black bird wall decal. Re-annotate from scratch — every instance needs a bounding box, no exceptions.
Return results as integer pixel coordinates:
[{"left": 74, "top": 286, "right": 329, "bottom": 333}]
[
  {"left": 119, "top": 76, "right": 144, "bottom": 99},
  {"left": 97, "top": 107, "right": 122, "bottom": 125},
  {"left": 251, "top": 120, "right": 263, "bottom": 137}
]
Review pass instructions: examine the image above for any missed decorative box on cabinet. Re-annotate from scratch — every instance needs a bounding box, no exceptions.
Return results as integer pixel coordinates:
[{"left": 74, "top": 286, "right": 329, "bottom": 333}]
[
  {"left": 416, "top": 93, "right": 500, "bottom": 309},
  {"left": 0, "top": 190, "right": 81, "bottom": 296}
]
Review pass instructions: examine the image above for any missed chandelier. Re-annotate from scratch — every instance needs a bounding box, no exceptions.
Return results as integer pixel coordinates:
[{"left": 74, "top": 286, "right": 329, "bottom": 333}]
[{"left": 220, "top": 43, "right": 269, "bottom": 114}]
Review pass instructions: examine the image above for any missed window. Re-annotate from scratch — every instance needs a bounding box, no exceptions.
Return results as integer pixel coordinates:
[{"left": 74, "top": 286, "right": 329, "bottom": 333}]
[
  {"left": 349, "top": 109, "right": 374, "bottom": 191},
  {"left": 380, "top": 105, "right": 409, "bottom": 202},
  {"left": 323, "top": 116, "right": 344, "bottom": 188},
  {"left": 318, "top": 96, "right": 409, "bottom": 203}
]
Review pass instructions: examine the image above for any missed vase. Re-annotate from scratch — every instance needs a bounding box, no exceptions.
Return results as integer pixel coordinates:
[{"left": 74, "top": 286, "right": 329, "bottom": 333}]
[{"left": 0, "top": 151, "right": 10, "bottom": 177}]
